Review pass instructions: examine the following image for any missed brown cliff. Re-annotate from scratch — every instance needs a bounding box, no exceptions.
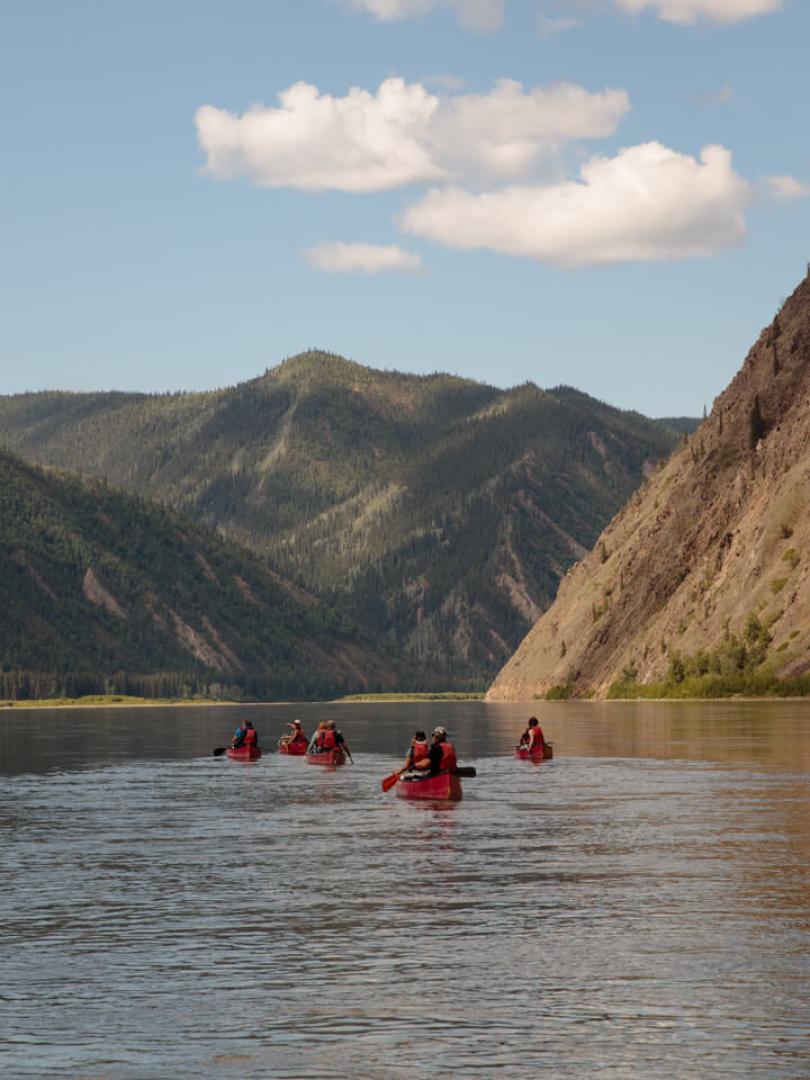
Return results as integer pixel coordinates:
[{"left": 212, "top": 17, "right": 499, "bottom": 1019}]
[{"left": 488, "top": 270, "right": 810, "bottom": 700}]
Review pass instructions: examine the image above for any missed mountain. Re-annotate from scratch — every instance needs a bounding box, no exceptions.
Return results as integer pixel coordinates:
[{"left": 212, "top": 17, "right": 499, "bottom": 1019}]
[
  {"left": 0, "top": 448, "right": 396, "bottom": 700},
  {"left": 488, "top": 271, "right": 810, "bottom": 700},
  {"left": 0, "top": 354, "right": 681, "bottom": 686}
]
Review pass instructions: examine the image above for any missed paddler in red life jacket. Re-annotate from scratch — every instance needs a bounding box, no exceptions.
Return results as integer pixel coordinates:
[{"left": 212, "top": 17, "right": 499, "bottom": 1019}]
[
  {"left": 404, "top": 730, "right": 430, "bottom": 773},
  {"left": 414, "top": 726, "right": 457, "bottom": 776},
  {"left": 242, "top": 720, "right": 258, "bottom": 749},
  {"left": 280, "top": 718, "right": 307, "bottom": 748},
  {"left": 324, "top": 719, "right": 350, "bottom": 755},
  {"left": 519, "top": 716, "right": 545, "bottom": 752}
]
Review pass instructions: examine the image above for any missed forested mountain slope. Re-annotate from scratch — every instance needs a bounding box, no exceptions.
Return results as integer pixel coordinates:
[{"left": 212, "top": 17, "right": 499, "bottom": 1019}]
[
  {"left": 0, "top": 354, "right": 680, "bottom": 684},
  {"left": 488, "top": 271, "right": 810, "bottom": 700},
  {"left": 0, "top": 449, "right": 396, "bottom": 700}
]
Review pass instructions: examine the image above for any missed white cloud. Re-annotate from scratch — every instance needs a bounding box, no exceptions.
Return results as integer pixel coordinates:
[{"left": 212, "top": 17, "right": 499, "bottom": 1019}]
[
  {"left": 196, "top": 77, "right": 629, "bottom": 192},
  {"left": 615, "top": 0, "right": 781, "bottom": 24},
  {"left": 537, "top": 11, "right": 583, "bottom": 38},
  {"left": 431, "top": 79, "right": 629, "bottom": 180},
  {"left": 306, "top": 241, "right": 423, "bottom": 274},
  {"left": 401, "top": 142, "right": 751, "bottom": 266},
  {"left": 349, "top": 0, "right": 506, "bottom": 30},
  {"left": 763, "top": 175, "right": 810, "bottom": 200},
  {"left": 195, "top": 79, "right": 443, "bottom": 193}
]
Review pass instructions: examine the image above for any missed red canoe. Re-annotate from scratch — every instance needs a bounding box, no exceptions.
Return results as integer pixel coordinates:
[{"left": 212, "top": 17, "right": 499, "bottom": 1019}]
[
  {"left": 395, "top": 771, "right": 462, "bottom": 801},
  {"left": 277, "top": 738, "right": 308, "bottom": 756},
  {"left": 515, "top": 742, "right": 554, "bottom": 763},
  {"left": 305, "top": 748, "right": 346, "bottom": 768},
  {"left": 226, "top": 746, "right": 262, "bottom": 761}
]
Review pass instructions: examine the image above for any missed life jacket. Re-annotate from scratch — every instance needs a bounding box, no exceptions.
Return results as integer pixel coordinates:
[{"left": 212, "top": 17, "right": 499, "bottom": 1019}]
[
  {"left": 528, "top": 728, "right": 545, "bottom": 749},
  {"left": 317, "top": 728, "right": 336, "bottom": 751},
  {"left": 438, "top": 741, "right": 457, "bottom": 772},
  {"left": 410, "top": 739, "right": 430, "bottom": 765},
  {"left": 244, "top": 727, "right": 257, "bottom": 748},
  {"left": 291, "top": 731, "right": 307, "bottom": 746}
]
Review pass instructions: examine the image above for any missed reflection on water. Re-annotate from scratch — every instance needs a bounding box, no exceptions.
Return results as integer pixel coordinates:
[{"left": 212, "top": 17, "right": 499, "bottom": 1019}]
[{"left": 1, "top": 701, "right": 810, "bottom": 1077}]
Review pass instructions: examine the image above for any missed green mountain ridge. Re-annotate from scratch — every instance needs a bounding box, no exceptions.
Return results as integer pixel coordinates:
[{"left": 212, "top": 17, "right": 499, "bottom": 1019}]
[
  {"left": 0, "top": 352, "right": 684, "bottom": 685},
  {"left": 0, "top": 448, "right": 396, "bottom": 700}
]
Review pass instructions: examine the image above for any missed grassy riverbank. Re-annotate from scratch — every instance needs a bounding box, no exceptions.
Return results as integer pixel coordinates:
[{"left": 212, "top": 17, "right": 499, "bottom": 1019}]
[
  {"left": 0, "top": 695, "right": 239, "bottom": 709},
  {"left": 335, "top": 691, "right": 484, "bottom": 702}
]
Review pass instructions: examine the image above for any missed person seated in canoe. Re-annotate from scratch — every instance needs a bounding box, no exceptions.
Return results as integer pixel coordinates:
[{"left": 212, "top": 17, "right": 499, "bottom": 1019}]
[
  {"left": 519, "top": 717, "right": 546, "bottom": 752},
  {"left": 280, "top": 718, "right": 307, "bottom": 748},
  {"left": 412, "top": 726, "right": 456, "bottom": 776},
  {"left": 308, "top": 721, "right": 328, "bottom": 753},
  {"left": 309, "top": 720, "right": 347, "bottom": 754},
  {"left": 326, "top": 719, "right": 350, "bottom": 756},
  {"left": 404, "top": 730, "right": 430, "bottom": 773},
  {"left": 231, "top": 721, "right": 247, "bottom": 749}
]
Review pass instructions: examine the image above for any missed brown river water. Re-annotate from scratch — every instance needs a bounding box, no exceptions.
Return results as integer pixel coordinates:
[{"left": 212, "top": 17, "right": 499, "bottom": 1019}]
[{"left": 1, "top": 700, "right": 809, "bottom": 1078}]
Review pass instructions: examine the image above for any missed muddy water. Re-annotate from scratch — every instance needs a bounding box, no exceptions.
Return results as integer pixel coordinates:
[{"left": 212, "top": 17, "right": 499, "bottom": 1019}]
[{"left": 1, "top": 700, "right": 809, "bottom": 1078}]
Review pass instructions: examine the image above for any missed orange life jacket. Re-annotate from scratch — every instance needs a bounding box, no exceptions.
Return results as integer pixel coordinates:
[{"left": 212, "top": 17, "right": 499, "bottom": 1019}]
[{"left": 244, "top": 727, "right": 257, "bottom": 747}]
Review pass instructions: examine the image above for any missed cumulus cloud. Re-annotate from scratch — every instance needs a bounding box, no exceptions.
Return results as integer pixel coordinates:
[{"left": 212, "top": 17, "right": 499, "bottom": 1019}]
[
  {"left": 615, "top": 0, "right": 781, "bottom": 24},
  {"left": 401, "top": 142, "right": 751, "bottom": 266},
  {"left": 306, "top": 242, "right": 423, "bottom": 274},
  {"left": 763, "top": 175, "right": 810, "bottom": 200},
  {"left": 196, "top": 78, "right": 629, "bottom": 192},
  {"left": 196, "top": 79, "right": 443, "bottom": 193},
  {"left": 430, "top": 79, "right": 629, "bottom": 180},
  {"left": 349, "top": 0, "right": 506, "bottom": 30}
]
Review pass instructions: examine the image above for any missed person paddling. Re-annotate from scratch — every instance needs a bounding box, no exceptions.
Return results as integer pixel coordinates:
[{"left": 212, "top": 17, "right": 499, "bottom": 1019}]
[
  {"left": 413, "top": 726, "right": 457, "bottom": 776},
  {"left": 280, "top": 718, "right": 307, "bottom": 749},
  {"left": 326, "top": 719, "right": 351, "bottom": 759},
  {"left": 231, "top": 721, "right": 247, "bottom": 749},
  {"left": 519, "top": 716, "right": 545, "bottom": 752}
]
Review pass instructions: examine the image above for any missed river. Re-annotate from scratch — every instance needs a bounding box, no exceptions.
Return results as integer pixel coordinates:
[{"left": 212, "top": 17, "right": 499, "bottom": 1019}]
[{"left": 1, "top": 700, "right": 809, "bottom": 1078}]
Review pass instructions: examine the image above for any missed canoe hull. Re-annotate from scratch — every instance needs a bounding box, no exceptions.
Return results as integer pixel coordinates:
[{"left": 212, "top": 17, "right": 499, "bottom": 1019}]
[
  {"left": 515, "top": 742, "right": 553, "bottom": 763},
  {"left": 305, "top": 748, "right": 346, "bottom": 768},
  {"left": 226, "top": 746, "right": 262, "bottom": 761},
  {"left": 395, "top": 771, "right": 462, "bottom": 801},
  {"left": 278, "top": 739, "right": 308, "bottom": 756}
]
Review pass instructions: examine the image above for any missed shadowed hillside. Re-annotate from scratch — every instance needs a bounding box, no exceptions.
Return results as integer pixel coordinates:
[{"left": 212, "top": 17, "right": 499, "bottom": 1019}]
[
  {"left": 0, "top": 449, "right": 396, "bottom": 700},
  {"left": 0, "top": 354, "right": 681, "bottom": 685}
]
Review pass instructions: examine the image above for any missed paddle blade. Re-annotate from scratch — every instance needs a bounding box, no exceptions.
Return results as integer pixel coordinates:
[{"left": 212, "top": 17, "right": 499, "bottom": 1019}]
[
  {"left": 381, "top": 772, "right": 399, "bottom": 793},
  {"left": 454, "top": 766, "right": 476, "bottom": 778},
  {"left": 212, "top": 747, "right": 227, "bottom": 757}
]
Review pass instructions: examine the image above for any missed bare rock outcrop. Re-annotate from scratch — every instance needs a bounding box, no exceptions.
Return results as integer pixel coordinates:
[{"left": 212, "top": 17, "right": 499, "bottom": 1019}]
[
  {"left": 82, "top": 567, "right": 126, "bottom": 619},
  {"left": 488, "top": 271, "right": 810, "bottom": 700}
]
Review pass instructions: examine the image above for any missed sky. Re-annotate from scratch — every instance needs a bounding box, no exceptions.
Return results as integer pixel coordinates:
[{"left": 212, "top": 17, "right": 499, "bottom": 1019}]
[{"left": 1, "top": 0, "right": 808, "bottom": 415}]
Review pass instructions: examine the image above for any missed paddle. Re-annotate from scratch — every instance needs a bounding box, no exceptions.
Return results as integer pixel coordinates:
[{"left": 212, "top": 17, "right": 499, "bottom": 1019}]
[
  {"left": 213, "top": 747, "right": 228, "bottom": 756},
  {"left": 381, "top": 764, "right": 477, "bottom": 791},
  {"left": 344, "top": 746, "right": 354, "bottom": 764},
  {"left": 381, "top": 768, "right": 405, "bottom": 793}
]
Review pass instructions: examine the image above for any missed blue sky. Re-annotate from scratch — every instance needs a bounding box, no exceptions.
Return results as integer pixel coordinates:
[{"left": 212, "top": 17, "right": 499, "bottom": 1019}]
[{"left": 1, "top": 0, "right": 807, "bottom": 415}]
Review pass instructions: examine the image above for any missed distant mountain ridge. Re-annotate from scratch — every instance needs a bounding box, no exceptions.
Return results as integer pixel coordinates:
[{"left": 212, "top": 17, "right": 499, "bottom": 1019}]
[
  {"left": 488, "top": 271, "right": 810, "bottom": 700},
  {"left": 0, "top": 448, "right": 395, "bottom": 700},
  {"left": 0, "top": 353, "right": 683, "bottom": 685}
]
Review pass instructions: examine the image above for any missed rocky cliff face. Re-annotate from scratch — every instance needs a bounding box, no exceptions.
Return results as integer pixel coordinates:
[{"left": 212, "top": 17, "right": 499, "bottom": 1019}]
[{"left": 488, "top": 271, "right": 810, "bottom": 700}]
